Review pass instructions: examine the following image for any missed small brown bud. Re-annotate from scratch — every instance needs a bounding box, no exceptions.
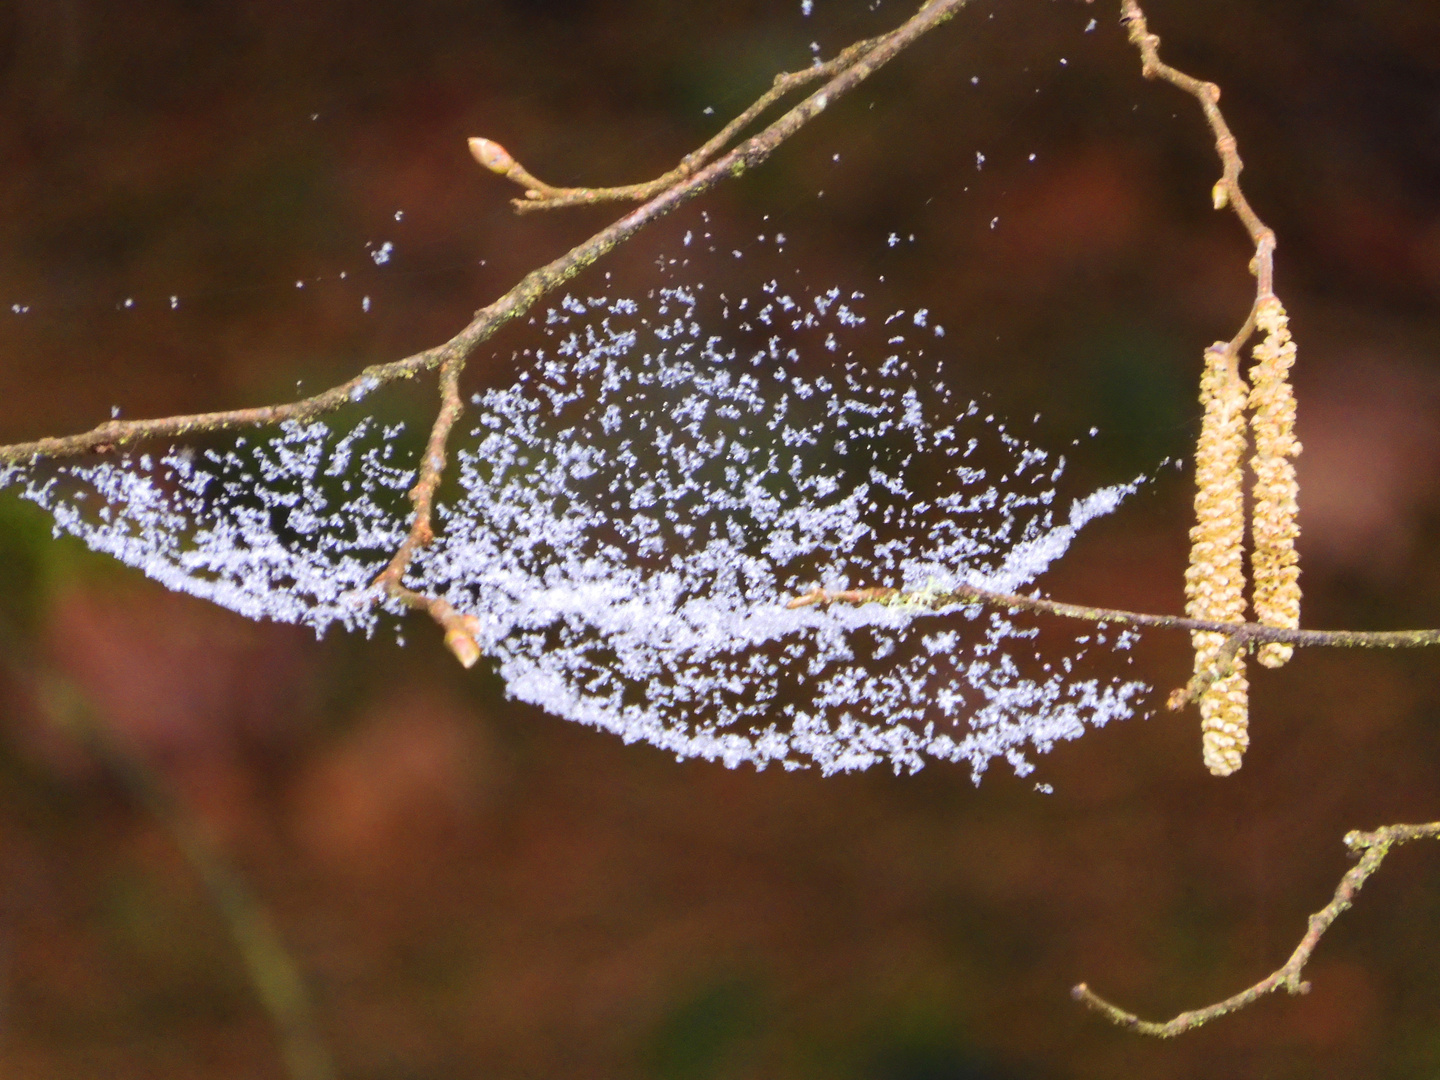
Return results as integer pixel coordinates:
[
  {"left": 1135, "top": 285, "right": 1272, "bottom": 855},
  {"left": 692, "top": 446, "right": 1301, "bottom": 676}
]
[
  {"left": 468, "top": 137, "right": 516, "bottom": 176},
  {"left": 444, "top": 626, "right": 482, "bottom": 668}
]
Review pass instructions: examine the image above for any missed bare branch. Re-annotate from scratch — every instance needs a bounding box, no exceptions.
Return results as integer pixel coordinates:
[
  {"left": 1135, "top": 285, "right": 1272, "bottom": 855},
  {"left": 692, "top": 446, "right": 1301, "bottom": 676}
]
[
  {"left": 371, "top": 352, "right": 472, "bottom": 656},
  {"left": 788, "top": 582, "right": 1440, "bottom": 650},
  {"left": 1073, "top": 823, "right": 1440, "bottom": 1037},
  {"left": 0, "top": 346, "right": 447, "bottom": 466},
  {"left": 470, "top": 33, "right": 894, "bottom": 213},
  {"left": 0, "top": 0, "right": 971, "bottom": 473},
  {"left": 1120, "top": 0, "right": 1276, "bottom": 356},
  {"left": 0, "top": 0, "right": 988, "bottom": 660}
]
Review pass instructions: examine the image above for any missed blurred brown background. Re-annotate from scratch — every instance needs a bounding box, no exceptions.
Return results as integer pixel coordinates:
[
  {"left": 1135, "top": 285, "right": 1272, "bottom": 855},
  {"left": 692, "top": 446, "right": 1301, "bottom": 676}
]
[{"left": 2, "top": 0, "right": 1440, "bottom": 1076}]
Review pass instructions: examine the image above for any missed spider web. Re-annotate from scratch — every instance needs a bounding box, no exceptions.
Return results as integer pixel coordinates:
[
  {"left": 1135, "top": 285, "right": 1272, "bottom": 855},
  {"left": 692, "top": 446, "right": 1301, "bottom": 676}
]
[{"left": 0, "top": 263, "right": 1148, "bottom": 780}]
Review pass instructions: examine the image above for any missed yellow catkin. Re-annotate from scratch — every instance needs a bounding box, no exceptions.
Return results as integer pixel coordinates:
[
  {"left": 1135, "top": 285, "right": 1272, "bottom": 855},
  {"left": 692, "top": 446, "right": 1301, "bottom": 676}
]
[
  {"left": 1185, "top": 344, "right": 1251, "bottom": 776},
  {"left": 1199, "top": 659, "right": 1249, "bottom": 776},
  {"left": 1248, "top": 297, "right": 1302, "bottom": 668}
]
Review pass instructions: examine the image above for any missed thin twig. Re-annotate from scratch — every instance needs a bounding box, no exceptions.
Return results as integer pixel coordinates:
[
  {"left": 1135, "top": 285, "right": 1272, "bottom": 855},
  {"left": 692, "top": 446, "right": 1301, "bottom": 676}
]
[
  {"left": 38, "top": 676, "right": 334, "bottom": 1080},
  {"left": 470, "top": 34, "right": 893, "bottom": 213},
  {"left": 390, "top": 586, "right": 484, "bottom": 669},
  {"left": 369, "top": 353, "right": 480, "bottom": 659},
  {"left": 0, "top": 0, "right": 979, "bottom": 662},
  {"left": 787, "top": 582, "right": 1440, "bottom": 650},
  {"left": 1120, "top": 0, "right": 1276, "bottom": 359},
  {"left": 1072, "top": 823, "right": 1440, "bottom": 1036},
  {"left": 0, "top": 0, "right": 967, "bottom": 470},
  {"left": 1165, "top": 631, "right": 1243, "bottom": 711}
]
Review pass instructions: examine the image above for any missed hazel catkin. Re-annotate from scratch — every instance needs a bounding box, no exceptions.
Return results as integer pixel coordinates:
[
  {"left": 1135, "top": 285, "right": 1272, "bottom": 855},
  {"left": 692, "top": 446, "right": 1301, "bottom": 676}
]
[
  {"left": 1248, "top": 297, "right": 1302, "bottom": 668},
  {"left": 1185, "top": 344, "right": 1251, "bottom": 776}
]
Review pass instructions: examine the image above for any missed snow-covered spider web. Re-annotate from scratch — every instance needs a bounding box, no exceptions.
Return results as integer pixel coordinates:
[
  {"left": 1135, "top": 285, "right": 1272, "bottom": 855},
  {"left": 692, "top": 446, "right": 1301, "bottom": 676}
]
[{"left": 0, "top": 268, "right": 1148, "bottom": 780}]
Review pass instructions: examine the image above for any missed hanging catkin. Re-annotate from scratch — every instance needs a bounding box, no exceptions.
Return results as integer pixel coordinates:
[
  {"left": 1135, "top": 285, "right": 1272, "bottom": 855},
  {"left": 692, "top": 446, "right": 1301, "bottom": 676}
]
[
  {"left": 1185, "top": 344, "right": 1251, "bottom": 777},
  {"left": 1248, "top": 297, "right": 1302, "bottom": 668}
]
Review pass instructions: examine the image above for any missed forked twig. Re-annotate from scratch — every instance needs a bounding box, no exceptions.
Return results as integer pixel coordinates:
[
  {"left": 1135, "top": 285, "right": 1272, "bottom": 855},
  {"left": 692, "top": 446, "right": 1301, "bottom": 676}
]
[
  {"left": 469, "top": 33, "right": 893, "bottom": 212},
  {"left": 1073, "top": 823, "right": 1440, "bottom": 1037},
  {"left": 384, "top": 0, "right": 976, "bottom": 657},
  {"left": 0, "top": 0, "right": 980, "bottom": 663},
  {"left": 3, "top": 0, "right": 1439, "bottom": 1049},
  {"left": 0, "top": 1, "right": 963, "bottom": 475}
]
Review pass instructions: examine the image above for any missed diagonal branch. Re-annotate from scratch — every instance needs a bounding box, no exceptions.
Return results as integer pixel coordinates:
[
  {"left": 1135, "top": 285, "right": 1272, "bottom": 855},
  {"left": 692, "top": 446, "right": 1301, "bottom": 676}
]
[
  {"left": 469, "top": 33, "right": 894, "bottom": 213},
  {"left": 0, "top": 0, "right": 981, "bottom": 659},
  {"left": 0, "top": 0, "right": 968, "bottom": 471},
  {"left": 1072, "top": 823, "right": 1440, "bottom": 1037},
  {"left": 0, "top": 346, "right": 446, "bottom": 466}
]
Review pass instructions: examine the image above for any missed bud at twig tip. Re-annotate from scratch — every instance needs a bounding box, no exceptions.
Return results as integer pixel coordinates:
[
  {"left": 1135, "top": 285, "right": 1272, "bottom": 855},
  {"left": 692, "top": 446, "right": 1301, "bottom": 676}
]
[
  {"left": 468, "top": 137, "right": 516, "bottom": 175},
  {"left": 444, "top": 627, "right": 482, "bottom": 668}
]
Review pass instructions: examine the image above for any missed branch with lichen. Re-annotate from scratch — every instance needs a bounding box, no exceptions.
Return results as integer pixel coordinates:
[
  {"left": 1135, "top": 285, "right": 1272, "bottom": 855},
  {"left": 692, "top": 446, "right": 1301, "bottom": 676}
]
[
  {"left": 1072, "top": 822, "right": 1440, "bottom": 1037},
  {"left": 0, "top": 0, "right": 978, "bottom": 664}
]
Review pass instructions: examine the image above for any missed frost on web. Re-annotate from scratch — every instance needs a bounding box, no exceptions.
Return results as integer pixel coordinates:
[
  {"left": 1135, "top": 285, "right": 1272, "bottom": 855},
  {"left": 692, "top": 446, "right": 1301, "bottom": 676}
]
[
  {"left": 0, "top": 279, "right": 1148, "bottom": 780},
  {"left": 1, "top": 420, "right": 416, "bottom": 630}
]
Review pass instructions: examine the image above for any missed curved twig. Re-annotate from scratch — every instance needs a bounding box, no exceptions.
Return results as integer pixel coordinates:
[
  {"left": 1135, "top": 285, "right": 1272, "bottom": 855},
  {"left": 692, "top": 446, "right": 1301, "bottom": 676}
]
[
  {"left": 370, "top": 352, "right": 474, "bottom": 656},
  {"left": 470, "top": 33, "right": 893, "bottom": 213},
  {"left": 1120, "top": 0, "right": 1277, "bottom": 357},
  {"left": 1072, "top": 823, "right": 1440, "bottom": 1037}
]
